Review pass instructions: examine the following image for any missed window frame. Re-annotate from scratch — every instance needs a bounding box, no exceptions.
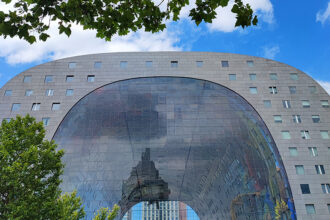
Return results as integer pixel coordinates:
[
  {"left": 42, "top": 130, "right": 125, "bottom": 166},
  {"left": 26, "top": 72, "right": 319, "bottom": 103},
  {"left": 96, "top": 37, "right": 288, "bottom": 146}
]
[{"left": 221, "top": 60, "right": 229, "bottom": 67}]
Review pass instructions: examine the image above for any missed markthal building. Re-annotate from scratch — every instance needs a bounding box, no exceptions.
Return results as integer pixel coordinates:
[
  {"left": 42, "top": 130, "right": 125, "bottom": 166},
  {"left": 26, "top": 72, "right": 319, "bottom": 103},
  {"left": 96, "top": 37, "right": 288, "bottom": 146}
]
[{"left": 1, "top": 52, "right": 330, "bottom": 220}]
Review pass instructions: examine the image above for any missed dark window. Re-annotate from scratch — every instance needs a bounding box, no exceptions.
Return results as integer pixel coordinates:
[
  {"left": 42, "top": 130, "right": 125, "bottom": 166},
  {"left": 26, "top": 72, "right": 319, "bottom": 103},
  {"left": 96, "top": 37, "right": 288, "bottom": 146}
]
[
  {"left": 221, "top": 60, "right": 229, "bottom": 67},
  {"left": 302, "top": 100, "right": 310, "bottom": 108},
  {"left": 321, "top": 100, "right": 329, "bottom": 108},
  {"left": 300, "top": 184, "right": 310, "bottom": 194},
  {"left": 321, "top": 184, "right": 330, "bottom": 194},
  {"left": 289, "top": 86, "right": 296, "bottom": 94},
  {"left": 171, "top": 61, "right": 178, "bottom": 68},
  {"left": 312, "top": 115, "right": 320, "bottom": 123},
  {"left": 292, "top": 115, "right": 301, "bottom": 123},
  {"left": 269, "top": 86, "right": 278, "bottom": 94},
  {"left": 66, "top": 75, "right": 74, "bottom": 82},
  {"left": 52, "top": 103, "right": 61, "bottom": 111},
  {"left": 87, "top": 75, "right": 95, "bottom": 82},
  {"left": 315, "top": 165, "right": 325, "bottom": 174},
  {"left": 282, "top": 100, "right": 291, "bottom": 108}
]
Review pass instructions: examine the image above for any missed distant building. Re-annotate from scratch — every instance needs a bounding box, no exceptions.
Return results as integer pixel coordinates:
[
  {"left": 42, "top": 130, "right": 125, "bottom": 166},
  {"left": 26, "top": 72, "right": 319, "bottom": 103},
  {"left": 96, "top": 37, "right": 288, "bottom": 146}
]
[{"left": 141, "top": 201, "right": 186, "bottom": 220}]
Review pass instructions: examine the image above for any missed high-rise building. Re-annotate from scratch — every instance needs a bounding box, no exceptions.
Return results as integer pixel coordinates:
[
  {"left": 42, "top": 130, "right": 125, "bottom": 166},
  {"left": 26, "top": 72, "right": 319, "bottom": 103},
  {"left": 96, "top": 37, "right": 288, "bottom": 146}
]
[
  {"left": 141, "top": 201, "right": 184, "bottom": 220},
  {"left": 1, "top": 52, "right": 329, "bottom": 220}
]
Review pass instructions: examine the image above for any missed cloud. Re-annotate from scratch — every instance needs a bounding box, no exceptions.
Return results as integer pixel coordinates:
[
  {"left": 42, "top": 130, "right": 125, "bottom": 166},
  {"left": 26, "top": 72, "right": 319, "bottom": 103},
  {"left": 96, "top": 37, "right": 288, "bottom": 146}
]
[
  {"left": 317, "top": 80, "right": 330, "bottom": 95},
  {"left": 316, "top": 2, "right": 330, "bottom": 24},
  {"left": 262, "top": 45, "right": 280, "bottom": 59}
]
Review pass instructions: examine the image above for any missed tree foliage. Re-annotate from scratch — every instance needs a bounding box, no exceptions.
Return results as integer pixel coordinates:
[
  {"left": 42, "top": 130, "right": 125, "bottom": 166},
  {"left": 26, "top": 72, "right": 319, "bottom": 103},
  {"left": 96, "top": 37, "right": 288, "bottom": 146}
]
[
  {"left": 0, "top": 0, "right": 258, "bottom": 44},
  {"left": 93, "top": 205, "right": 120, "bottom": 220}
]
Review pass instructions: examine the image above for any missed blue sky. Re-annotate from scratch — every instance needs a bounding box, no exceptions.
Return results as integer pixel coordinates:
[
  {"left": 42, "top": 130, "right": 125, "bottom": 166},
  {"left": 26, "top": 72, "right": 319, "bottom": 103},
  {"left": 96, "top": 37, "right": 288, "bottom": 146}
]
[{"left": 0, "top": 0, "right": 330, "bottom": 93}]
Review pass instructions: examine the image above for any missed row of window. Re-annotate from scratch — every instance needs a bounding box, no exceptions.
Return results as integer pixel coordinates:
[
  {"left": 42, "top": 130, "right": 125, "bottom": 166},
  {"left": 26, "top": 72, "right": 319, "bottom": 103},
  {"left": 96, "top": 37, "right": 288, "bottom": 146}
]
[
  {"left": 295, "top": 165, "right": 326, "bottom": 175},
  {"left": 249, "top": 85, "right": 319, "bottom": 95},
  {"left": 11, "top": 103, "right": 61, "bottom": 111},
  {"left": 300, "top": 183, "right": 330, "bottom": 194},
  {"left": 281, "top": 130, "right": 329, "bottom": 139},
  {"left": 5, "top": 89, "right": 74, "bottom": 97},
  {"left": 305, "top": 204, "right": 330, "bottom": 215},
  {"left": 289, "top": 147, "right": 330, "bottom": 157},
  {"left": 229, "top": 72, "right": 300, "bottom": 81},
  {"left": 262, "top": 99, "right": 329, "bottom": 108},
  {"left": 273, "top": 114, "right": 321, "bottom": 123},
  {"left": 20, "top": 75, "right": 95, "bottom": 83}
]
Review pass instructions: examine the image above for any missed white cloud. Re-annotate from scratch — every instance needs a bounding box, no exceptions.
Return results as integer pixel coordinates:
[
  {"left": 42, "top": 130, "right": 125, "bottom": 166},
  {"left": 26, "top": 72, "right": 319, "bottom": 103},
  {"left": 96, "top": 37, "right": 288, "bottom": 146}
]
[
  {"left": 262, "top": 45, "right": 280, "bottom": 59},
  {"left": 316, "top": 2, "right": 330, "bottom": 24},
  {"left": 317, "top": 80, "right": 330, "bottom": 95}
]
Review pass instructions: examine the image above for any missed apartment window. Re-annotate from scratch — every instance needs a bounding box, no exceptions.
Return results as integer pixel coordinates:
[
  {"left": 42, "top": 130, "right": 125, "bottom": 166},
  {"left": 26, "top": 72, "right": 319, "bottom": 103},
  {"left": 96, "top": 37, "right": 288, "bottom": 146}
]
[
  {"left": 270, "top": 73, "right": 278, "bottom": 80},
  {"left": 295, "top": 165, "right": 304, "bottom": 175},
  {"left": 322, "top": 184, "right": 330, "bottom": 194},
  {"left": 282, "top": 100, "right": 291, "bottom": 108},
  {"left": 321, "top": 100, "right": 329, "bottom": 108},
  {"left": 263, "top": 100, "right": 271, "bottom": 108},
  {"left": 292, "top": 115, "right": 301, "bottom": 123},
  {"left": 300, "top": 184, "right": 311, "bottom": 194},
  {"left": 87, "top": 75, "right": 95, "bottom": 82},
  {"left": 221, "top": 60, "right": 229, "bottom": 67},
  {"left": 25, "top": 89, "right": 33, "bottom": 96},
  {"left": 11, "top": 103, "right": 20, "bottom": 111},
  {"left": 23, "top": 75, "right": 31, "bottom": 83},
  {"left": 68, "top": 62, "right": 76, "bottom": 68},
  {"left": 44, "top": 75, "right": 53, "bottom": 83},
  {"left": 301, "top": 130, "right": 311, "bottom": 139},
  {"left": 305, "top": 204, "right": 315, "bottom": 214},
  {"left": 171, "top": 61, "right": 178, "bottom": 68},
  {"left": 290, "top": 73, "right": 298, "bottom": 80},
  {"left": 312, "top": 115, "right": 320, "bottom": 123},
  {"left": 146, "top": 61, "right": 153, "bottom": 67},
  {"left": 94, "top": 61, "right": 102, "bottom": 68},
  {"left": 289, "top": 86, "right": 296, "bottom": 94},
  {"left": 315, "top": 165, "right": 325, "bottom": 174},
  {"left": 120, "top": 61, "right": 127, "bottom": 68},
  {"left": 309, "top": 86, "right": 317, "bottom": 94},
  {"left": 52, "top": 103, "right": 61, "bottom": 111},
  {"left": 308, "top": 147, "right": 318, "bottom": 157},
  {"left": 66, "top": 89, "right": 74, "bottom": 96},
  {"left": 281, "top": 131, "right": 291, "bottom": 139},
  {"left": 42, "top": 117, "right": 50, "bottom": 126},
  {"left": 45, "top": 89, "right": 54, "bottom": 96},
  {"left": 229, "top": 74, "right": 236, "bottom": 81},
  {"left": 4, "top": 90, "right": 12, "bottom": 96},
  {"left": 31, "top": 103, "right": 40, "bottom": 111},
  {"left": 273, "top": 115, "right": 282, "bottom": 123},
  {"left": 269, "top": 86, "right": 278, "bottom": 94},
  {"left": 66, "top": 75, "right": 74, "bottom": 82},
  {"left": 249, "top": 87, "right": 258, "bottom": 94},
  {"left": 196, "top": 61, "right": 203, "bottom": 67},
  {"left": 302, "top": 100, "right": 310, "bottom": 108},
  {"left": 289, "top": 147, "right": 298, "bottom": 156},
  {"left": 247, "top": 60, "right": 254, "bottom": 67},
  {"left": 320, "top": 130, "right": 329, "bottom": 139}
]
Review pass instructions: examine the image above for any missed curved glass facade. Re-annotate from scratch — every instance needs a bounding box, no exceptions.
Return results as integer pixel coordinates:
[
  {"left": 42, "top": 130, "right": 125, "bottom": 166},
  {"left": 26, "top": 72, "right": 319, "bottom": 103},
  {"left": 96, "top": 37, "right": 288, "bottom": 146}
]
[{"left": 53, "top": 77, "right": 295, "bottom": 219}]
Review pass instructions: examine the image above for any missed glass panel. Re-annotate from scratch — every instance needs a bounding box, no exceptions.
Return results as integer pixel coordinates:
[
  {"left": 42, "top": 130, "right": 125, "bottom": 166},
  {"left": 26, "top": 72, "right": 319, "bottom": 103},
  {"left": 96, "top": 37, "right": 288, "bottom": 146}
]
[
  {"left": 269, "top": 87, "right": 278, "bottom": 94},
  {"left": 249, "top": 87, "right": 257, "bottom": 94},
  {"left": 171, "top": 61, "right": 178, "bottom": 68},
  {"left": 45, "top": 89, "right": 54, "bottom": 96},
  {"left": 66, "top": 89, "right": 74, "bottom": 96},
  {"left": 146, "top": 61, "right": 153, "bottom": 67},
  {"left": 31, "top": 103, "right": 40, "bottom": 111},
  {"left": 263, "top": 100, "right": 271, "bottom": 108},
  {"left": 120, "top": 61, "right": 128, "bottom": 68},
  {"left": 4, "top": 90, "right": 12, "bottom": 96},
  {"left": 42, "top": 117, "right": 50, "bottom": 126},
  {"left": 321, "top": 131, "right": 329, "bottom": 139},
  {"left": 301, "top": 130, "right": 310, "bottom": 139},
  {"left": 87, "top": 75, "right": 95, "bottom": 82},
  {"left": 305, "top": 204, "right": 315, "bottom": 214},
  {"left": 94, "top": 61, "right": 102, "bottom": 68},
  {"left": 309, "top": 86, "right": 317, "bottom": 94},
  {"left": 25, "top": 90, "right": 33, "bottom": 96},
  {"left": 249, "top": 74, "right": 256, "bottom": 81},
  {"left": 282, "top": 131, "right": 291, "bottom": 139},
  {"left": 321, "top": 100, "right": 329, "bottom": 108},
  {"left": 229, "top": 74, "right": 236, "bottom": 81},
  {"left": 312, "top": 115, "right": 320, "bottom": 123},
  {"left": 295, "top": 165, "right": 304, "bottom": 175},
  {"left": 282, "top": 100, "right": 291, "bottom": 108},
  {"left": 289, "top": 86, "right": 296, "bottom": 94},
  {"left": 23, "top": 76, "right": 31, "bottom": 83},
  {"left": 52, "top": 103, "right": 60, "bottom": 110},
  {"left": 289, "top": 147, "right": 298, "bottom": 156},
  {"left": 66, "top": 75, "right": 74, "bottom": 82},
  {"left": 11, "top": 103, "right": 20, "bottom": 111},
  {"left": 221, "top": 60, "right": 229, "bottom": 67},
  {"left": 247, "top": 60, "right": 254, "bottom": 67},
  {"left": 290, "top": 73, "right": 298, "bottom": 80},
  {"left": 302, "top": 100, "right": 310, "bottom": 108},
  {"left": 45, "top": 75, "right": 53, "bottom": 83},
  {"left": 68, "top": 62, "right": 76, "bottom": 68},
  {"left": 196, "top": 61, "right": 203, "bottom": 67},
  {"left": 300, "top": 184, "right": 310, "bottom": 194},
  {"left": 308, "top": 147, "right": 318, "bottom": 156},
  {"left": 270, "top": 73, "right": 278, "bottom": 80},
  {"left": 273, "top": 115, "right": 282, "bottom": 123}
]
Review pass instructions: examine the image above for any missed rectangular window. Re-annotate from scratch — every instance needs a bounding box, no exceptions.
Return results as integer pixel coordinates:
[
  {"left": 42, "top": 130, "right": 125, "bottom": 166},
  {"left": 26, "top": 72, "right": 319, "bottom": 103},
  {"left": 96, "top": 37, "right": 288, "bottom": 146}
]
[
  {"left": 289, "top": 86, "right": 296, "bottom": 94},
  {"left": 66, "top": 89, "right": 74, "bottom": 96},
  {"left": 305, "top": 204, "right": 316, "bottom": 214},
  {"left": 270, "top": 73, "right": 278, "bottom": 80},
  {"left": 247, "top": 60, "right": 254, "bottom": 67},
  {"left": 45, "top": 89, "right": 54, "bottom": 96},
  {"left": 171, "top": 61, "right": 178, "bottom": 68},
  {"left": 68, "top": 62, "right": 76, "bottom": 68},
  {"left": 44, "top": 75, "right": 53, "bottom": 83},
  {"left": 269, "top": 86, "right": 278, "bottom": 94},
  {"left": 322, "top": 184, "right": 330, "bottom": 194},
  {"left": 146, "top": 61, "right": 153, "bottom": 67},
  {"left": 282, "top": 100, "right": 291, "bottom": 108},
  {"left": 4, "top": 118, "right": 11, "bottom": 122},
  {"left": 42, "top": 117, "right": 50, "bottom": 126},
  {"left": 315, "top": 165, "right": 325, "bottom": 174},
  {"left": 312, "top": 115, "right": 320, "bottom": 123},
  {"left": 229, "top": 74, "right": 236, "bottom": 81},
  {"left": 290, "top": 73, "right": 299, "bottom": 80},
  {"left": 221, "top": 60, "right": 229, "bottom": 67},
  {"left": 87, "top": 75, "right": 95, "bottom": 82},
  {"left": 196, "top": 61, "right": 203, "bottom": 67},
  {"left": 11, "top": 103, "right": 20, "bottom": 111},
  {"left": 94, "top": 61, "right": 102, "bottom": 68},
  {"left": 309, "top": 86, "right": 317, "bottom": 94},
  {"left": 321, "top": 100, "right": 329, "bottom": 108},
  {"left": 249, "top": 73, "right": 256, "bottom": 81},
  {"left": 301, "top": 130, "right": 311, "bottom": 139},
  {"left": 31, "top": 103, "right": 40, "bottom": 111},
  {"left": 328, "top": 204, "right": 330, "bottom": 214},
  {"left": 320, "top": 130, "right": 329, "bottom": 139},
  {"left": 295, "top": 165, "right": 304, "bottom": 175},
  {"left": 273, "top": 115, "right": 282, "bottom": 123},
  {"left": 281, "top": 131, "right": 291, "bottom": 139},
  {"left": 263, "top": 100, "right": 271, "bottom": 108},
  {"left": 302, "top": 100, "right": 310, "bottom": 108},
  {"left": 308, "top": 147, "right": 318, "bottom": 157},
  {"left": 52, "top": 103, "right": 61, "bottom": 111},
  {"left": 300, "top": 184, "right": 311, "bottom": 194},
  {"left": 25, "top": 90, "right": 33, "bottom": 96},
  {"left": 66, "top": 75, "right": 74, "bottom": 82},
  {"left": 23, "top": 75, "right": 31, "bottom": 83},
  {"left": 120, "top": 61, "right": 127, "bottom": 68},
  {"left": 4, "top": 90, "right": 12, "bottom": 96},
  {"left": 289, "top": 147, "right": 298, "bottom": 156},
  {"left": 249, "top": 87, "right": 258, "bottom": 94},
  {"left": 292, "top": 115, "right": 301, "bottom": 123}
]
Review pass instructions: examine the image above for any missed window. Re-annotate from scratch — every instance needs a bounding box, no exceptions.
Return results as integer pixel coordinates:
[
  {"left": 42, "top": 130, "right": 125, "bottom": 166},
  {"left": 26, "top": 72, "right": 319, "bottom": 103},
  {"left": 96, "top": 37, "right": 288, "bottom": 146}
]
[
  {"left": 120, "top": 61, "right": 127, "bottom": 68},
  {"left": 269, "top": 86, "right": 278, "bottom": 94},
  {"left": 4, "top": 118, "right": 11, "bottom": 122},
  {"left": 300, "top": 184, "right": 311, "bottom": 194},
  {"left": 247, "top": 60, "right": 254, "bottom": 67},
  {"left": 328, "top": 204, "right": 330, "bottom": 214},
  {"left": 229, "top": 74, "right": 236, "bottom": 81},
  {"left": 23, "top": 75, "right": 31, "bottom": 83},
  {"left": 66, "top": 75, "right": 74, "bottom": 82},
  {"left": 281, "top": 131, "right": 291, "bottom": 139},
  {"left": 66, "top": 89, "right": 74, "bottom": 96},
  {"left": 321, "top": 100, "right": 329, "bottom": 108},
  {"left": 87, "top": 75, "right": 95, "bottom": 82},
  {"left": 308, "top": 147, "right": 318, "bottom": 157},
  {"left": 289, "top": 147, "right": 298, "bottom": 156},
  {"left": 305, "top": 204, "right": 315, "bottom": 214},
  {"left": 25, "top": 89, "right": 33, "bottom": 96},
  {"left": 302, "top": 100, "right": 310, "bottom": 108},
  {"left": 196, "top": 61, "right": 203, "bottom": 67},
  {"left": 320, "top": 130, "right": 329, "bottom": 139},
  {"left": 263, "top": 100, "right": 271, "bottom": 108},
  {"left": 273, "top": 115, "right": 282, "bottom": 123},
  {"left": 31, "top": 103, "right": 40, "bottom": 111},
  {"left": 290, "top": 73, "right": 298, "bottom": 80},
  {"left": 221, "top": 60, "right": 229, "bottom": 67},
  {"left": 45, "top": 89, "right": 54, "bottom": 96},
  {"left": 68, "top": 62, "right": 76, "bottom": 68},
  {"left": 292, "top": 115, "right": 301, "bottom": 123},
  {"left": 301, "top": 130, "right": 311, "bottom": 139},
  {"left": 11, "top": 103, "right": 20, "bottom": 111},
  {"left": 249, "top": 87, "right": 257, "bottom": 94},
  {"left": 282, "top": 100, "right": 291, "bottom": 108},
  {"left": 289, "top": 86, "right": 296, "bottom": 94},
  {"left": 146, "top": 61, "right": 153, "bottom": 67},
  {"left": 309, "top": 86, "right": 317, "bottom": 94},
  {"left": 315, "top": 165, "right": 325, "bottom": 174},
  {"left": 171, "top": 61, "right": 178, "bottom": 68},
  {"left": 52, "top": 103, "right": 61, "bottom": 111},
  {"left": 44, "top": 75, "right": 53, "bottom": 83},
  {"left": 4, "top": 90, "right": 12, "bottom": 96},
  {"left": 249, "top": 74, "right": 256, "bottom": 81},
  {"left": 295, "top": 165, "right": 304, "bottom": 175},
  {"left": 94, "top": 61, "right": 102, "bottom": 68},
  {"left": 312, "top": 115, "right": 320, "bottom": 123},
  {"left": 42, "top": 117, "right": 50, "bottom": 126},
  {"left": 270, "top": 73, "right": 278, "bottom": 80}
]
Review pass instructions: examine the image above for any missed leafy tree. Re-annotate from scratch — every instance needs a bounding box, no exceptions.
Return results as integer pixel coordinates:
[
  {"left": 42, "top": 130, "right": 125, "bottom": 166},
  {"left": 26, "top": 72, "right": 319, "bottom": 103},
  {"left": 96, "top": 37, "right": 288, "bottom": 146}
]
[
  {"left": 93, "top": 205, "right": 120, "bottom": 220},
  {"left": 0, "top": 0, "right": 258, "bottom": 44}
]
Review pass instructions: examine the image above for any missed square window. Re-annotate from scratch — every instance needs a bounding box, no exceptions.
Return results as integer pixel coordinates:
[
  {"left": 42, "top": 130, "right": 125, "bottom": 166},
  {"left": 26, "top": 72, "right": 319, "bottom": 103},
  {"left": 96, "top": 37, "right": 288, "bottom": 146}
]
[
  {"left": 300, "top": 184, "right": 311, "bottom": 194},
  {"left": 320, "top": 130, "right": 329, "bottom": 139},
  {"left": 44, "top": 75, "right": 53, "bottom": 83},
  {"left": 305, "top": 204, "right": 315, "bottom": 214},
  {"left": 321, "top": 100, "right": 329, "bottom": 108},
  {"left": 221, "top": 60, "right": 229, "bottom": 67},
  {"left": 302, "top": 100, "right": 310, "bottom": 108},
  {"left": 45, "top": 89, "right": 54, "bottom": 96},
  {"left": 270, "top": 73, "right": 278, "bottom": 80},
  {"left": 281, "top": 131, "right": 291, "bottom": 139},
  {"left": 11, "top": 103, "right": 20, "bottom": 111},
  {"left": 289, "top": 147, "right": 298, "bottom": 156},
  {"left": 66, "top": 75, "right": 74, "bottom": 82},
  {"left": 247, "top": 60, "right": 254, "bottom": 67},
  {"left": 292, "top": 115, "right": 301, "bottom": 123},
  {"left": 4, "top": 90, "right": 12, "bottom": 96},
  {"left": 196, "top": 61, "right": 203, "bottom": 67},
  {"left": 315, "top": 165, "right": 325, "bottom": 174},
  {"left": 68, "top": 62, "right": 76, "bottom": 68},
  {"left": 273, "top": 115, "right": 282, "bottom": 123},
  {"left": 290, "top": 73, "right": 299, "bottom": 80},
  {"left": 249, "top": 73, "right": 256, "bottom": 81},
  {"left": 229, "top": 74, "right": 236, "bottom": 81},
  {"left": 309, "top": 86, "right": 317, "bottom": 94},
  {"left": 308, "top": 147, "right": 318, "bottom": 156},
  {"left": 263, "top": 100, "right": 271, "bottom": 108},
  {"left": 42, "top": 117, "right": 50, "bottom": 126},
  {"left": 312, "top": 115, "right": 320, "bottom": 123},
  {"left": 23, "top": 75, "right": 31, "bottom": 83},
  {"left": 66, "top": 89, "right": 74, "bottom": 96},
  {"left": 52, "top": 103, "right": 61, "bottom": 111},
  {"left": 295, "top": 165, "right": 304, "bottom": 175},
  {"left": 25, "top": 90, "right": 33, "bottom": 96},
  {"left": 282, "top": 100, "right": 291, "bottom": 108},
  {"left": 146, "top": 61, "right": 153, "bottom": 67},
  {"left": 301, "top": 130, "right": 311, "bottom": 139},
  {"left": 269, "top": 86, "right": 278, "bottom": 94},
  {"left": 321, "top": 184, "right": 330, "bottom": 194},
  {"left": 171, "top": 61, "right": 178, "bottom": 68},
  {"left": 94, "top": 61, "right": 102, "bottom": 68},
  {"left": 289, "top": 86, "right": 296, "bottom": 94},
  {"left": 31, "top": 103, "right": 40, "bottom": 111},
  {"left": 87, "top": 75, "right": 95, "bottom": 82},
  {"left": 249, "top": 87, "right": 257, "bottom": 94},
  {"left": 120, "top": 61, "right": 127, "bottom": 68}
]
